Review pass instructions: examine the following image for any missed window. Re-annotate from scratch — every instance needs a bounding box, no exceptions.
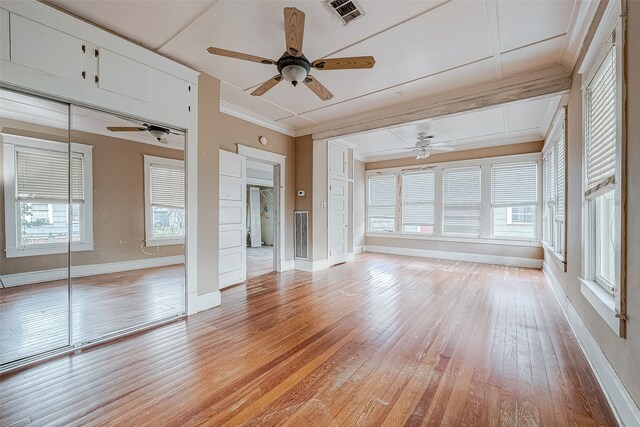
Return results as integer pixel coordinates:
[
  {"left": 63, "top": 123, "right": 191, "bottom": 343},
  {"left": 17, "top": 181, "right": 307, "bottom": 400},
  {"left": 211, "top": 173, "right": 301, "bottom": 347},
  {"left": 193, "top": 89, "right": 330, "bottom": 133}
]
[
  {"left": 491, "top": 162, "right": 537, "bottom": 239},
  {"left": 583, "top": 36, "right": 618, "bottom": 296},
  {"left": 442, "top": 167, "right": 481, "bottom": 237},
  {"left": 2, "top": 134, "right": 93, "bottom": 257},
  {"left": 367, "top": 174, "right": 396, "bottom": 232},
  {"left": 402, "top": 171, "right": 434, "bottom": 234},
  {"left": 542, "top": 108, "right": 567, "bottom": 258},
  {"left": 144, "top": 155, "right": 185, "bottom": 246}
]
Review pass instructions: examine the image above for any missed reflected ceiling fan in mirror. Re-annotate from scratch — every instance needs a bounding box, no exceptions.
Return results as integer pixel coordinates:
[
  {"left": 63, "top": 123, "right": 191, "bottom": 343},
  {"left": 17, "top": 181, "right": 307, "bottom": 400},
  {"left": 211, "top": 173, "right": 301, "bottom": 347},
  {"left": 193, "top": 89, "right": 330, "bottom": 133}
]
[
  {"left": 206, "top": 7, "right": 376, "bottom": 101},
  {"left": 106, "top": 123, "right": 181, "bottom": 143},
  {"left": 406, "top": 132, "right": 455, "bottom": 160}
]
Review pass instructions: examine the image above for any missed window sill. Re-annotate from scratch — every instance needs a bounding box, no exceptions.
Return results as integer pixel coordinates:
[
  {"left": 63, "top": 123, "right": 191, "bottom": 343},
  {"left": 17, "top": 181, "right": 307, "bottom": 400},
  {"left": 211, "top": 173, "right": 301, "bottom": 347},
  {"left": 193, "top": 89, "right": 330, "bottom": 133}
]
[
  {"left": 579, "top": 278, "right": 623, "bottom": 337},
  {"left": 5, "top": 242, "right": 94, "bottom": 258},
  {"left": 146, "top": 238, "right": 185, "bottom": 247},
  {"left": 365, "top": 232, "right": 541, "bottom": 247},
  {"left": 542, "top": 242, "right": 566, "bottom": 270}
]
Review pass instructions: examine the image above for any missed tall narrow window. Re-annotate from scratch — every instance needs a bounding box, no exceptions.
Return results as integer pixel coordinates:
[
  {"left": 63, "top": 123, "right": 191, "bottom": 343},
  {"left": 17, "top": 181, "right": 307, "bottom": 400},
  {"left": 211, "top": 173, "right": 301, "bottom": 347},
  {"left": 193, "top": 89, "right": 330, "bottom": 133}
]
[
  {"left": 491, "top": 162, "right": 537, "bottom": 239},
  {"left": 402, "top": 171, "right": 434, "bottom": 234},
  {"left": 144, "top": 156, "right": 185, "bottom": 245},
  {"left": 584, "top": 41, "right": 617, "bottom": 295},
  {"left": 542, "top": 108, "right": 567, "bottom": 257},
  {"left": 367, "top": 174, "right": 396, "bottom": 232},
  {"left": 442, "top": 167, "right": 481, "bottom": 237}
]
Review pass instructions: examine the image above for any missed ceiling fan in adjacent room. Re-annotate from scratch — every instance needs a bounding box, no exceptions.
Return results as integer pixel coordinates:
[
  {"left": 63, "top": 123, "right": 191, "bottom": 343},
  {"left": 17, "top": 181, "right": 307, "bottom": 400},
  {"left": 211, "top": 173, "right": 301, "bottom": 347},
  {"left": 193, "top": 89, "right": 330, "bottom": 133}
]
[
  {"left": 206, "top": 7, "right": 376, "bottom": 101},
  {"left": 406, "top": 132, "right": 455, "bottom": 159},
  {"left": 106, "top": 123, "right": 181, "bottom": 143}
]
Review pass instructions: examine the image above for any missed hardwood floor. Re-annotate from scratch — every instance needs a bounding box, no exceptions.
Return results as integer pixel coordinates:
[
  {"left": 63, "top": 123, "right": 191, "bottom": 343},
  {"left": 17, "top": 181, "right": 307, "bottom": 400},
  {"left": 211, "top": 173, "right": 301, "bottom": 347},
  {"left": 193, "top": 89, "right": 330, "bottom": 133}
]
[
  {"left": 0, "top": 265, "right": 185, "bottom": 365},
  {"left": 247, "top": 245, "right": 274, "bottom": 278},
  {"left": 0, "top": 254, "right": 616, "bottom": 426}
]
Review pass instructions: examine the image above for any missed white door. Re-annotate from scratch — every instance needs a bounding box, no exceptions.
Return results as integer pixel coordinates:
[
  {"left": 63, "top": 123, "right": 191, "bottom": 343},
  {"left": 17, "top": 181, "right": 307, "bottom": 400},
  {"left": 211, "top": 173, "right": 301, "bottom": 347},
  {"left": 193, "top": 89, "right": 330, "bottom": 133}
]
[
  {"left": 248, "top": 186, "right": 262, "bottom": 247},
  {"left": 219, "top": 150, "right": 246, "bottom": 288},
  {"left": 329, "top": 177, "right": 348, "bottom": 266},
  {"left": 328, "top": 143, "right": 349, "bottom": 266}
]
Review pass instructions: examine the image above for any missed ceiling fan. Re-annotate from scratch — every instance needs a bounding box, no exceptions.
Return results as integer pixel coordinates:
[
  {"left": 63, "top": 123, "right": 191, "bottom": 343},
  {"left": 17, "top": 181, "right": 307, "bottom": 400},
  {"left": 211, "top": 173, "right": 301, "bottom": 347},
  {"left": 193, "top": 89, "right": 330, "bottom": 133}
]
[
  {"left": 106, "top": 124, "right": 181, "bottom": 144},
  {"left": 407, "top": 132, "right": 454, "bottom": 159},
  {"left": 206, "top": 7, "right": 376, "bottom": 101}
]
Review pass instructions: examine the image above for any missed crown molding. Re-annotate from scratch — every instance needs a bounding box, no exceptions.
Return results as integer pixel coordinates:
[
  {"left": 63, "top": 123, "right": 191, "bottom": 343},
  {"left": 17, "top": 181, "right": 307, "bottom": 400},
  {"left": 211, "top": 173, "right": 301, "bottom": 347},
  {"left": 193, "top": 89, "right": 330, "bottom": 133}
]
[{"left": 219, "top": 101, "right": 297, "bottom": 137}]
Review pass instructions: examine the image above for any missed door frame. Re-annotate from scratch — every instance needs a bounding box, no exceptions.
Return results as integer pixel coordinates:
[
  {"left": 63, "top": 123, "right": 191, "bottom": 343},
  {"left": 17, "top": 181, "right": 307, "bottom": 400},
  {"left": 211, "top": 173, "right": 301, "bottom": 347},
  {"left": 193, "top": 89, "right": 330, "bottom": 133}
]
[
  {"left": 237, "top": 145, "right": 286, "bottom": 272},
  {"left": 327, "top": 142, "right": 349, "bottom": 266}
]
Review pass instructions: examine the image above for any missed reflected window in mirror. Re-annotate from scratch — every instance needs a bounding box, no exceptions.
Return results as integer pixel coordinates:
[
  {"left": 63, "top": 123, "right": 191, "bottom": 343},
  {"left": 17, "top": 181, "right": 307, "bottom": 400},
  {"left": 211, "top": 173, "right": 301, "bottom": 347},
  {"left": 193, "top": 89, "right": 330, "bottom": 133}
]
[
  {"left": 2, "top": 134, "right": 93, "bottom": 257},
  {"left": 143, "top": 155, "right": 185, "bottom": 246}
]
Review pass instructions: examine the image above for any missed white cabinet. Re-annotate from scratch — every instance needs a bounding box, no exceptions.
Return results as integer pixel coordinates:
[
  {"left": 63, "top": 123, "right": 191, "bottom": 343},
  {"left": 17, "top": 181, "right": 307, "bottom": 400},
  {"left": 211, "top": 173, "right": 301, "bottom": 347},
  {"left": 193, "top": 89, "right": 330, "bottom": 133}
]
[
  {"left": 149, "top": 68, "right": 191, "bottom": 112},
  {"left": 0, "top": 9, "right": 9, "bottom": 61},
  {"left": 98, "top": 49, "right": 149, "bottom": 101},
  {"left": 10, "top": 14, "right": 83, "bottom": 82}
]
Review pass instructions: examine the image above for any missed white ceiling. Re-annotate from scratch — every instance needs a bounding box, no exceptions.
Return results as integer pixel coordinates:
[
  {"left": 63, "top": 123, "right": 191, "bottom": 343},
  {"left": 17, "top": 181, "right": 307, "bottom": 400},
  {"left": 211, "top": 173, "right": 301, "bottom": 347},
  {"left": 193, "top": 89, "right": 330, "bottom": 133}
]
[
  {"left": 338, "top": 95, "right": 561, "bottom": 162},
  {"left": 48, "top": 0, "right": 593, "bottom": 137}
]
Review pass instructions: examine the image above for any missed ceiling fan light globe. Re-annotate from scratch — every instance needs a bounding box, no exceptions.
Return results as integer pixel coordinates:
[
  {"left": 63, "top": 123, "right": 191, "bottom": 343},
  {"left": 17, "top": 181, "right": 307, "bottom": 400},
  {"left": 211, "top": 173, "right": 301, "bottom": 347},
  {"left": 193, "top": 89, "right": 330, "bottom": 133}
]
[
  {"left": 281, "top": 64, "right": 308, "bottom": 86},
  {"left": 148, "top": 128, "right": 169, "bottom": 141}
]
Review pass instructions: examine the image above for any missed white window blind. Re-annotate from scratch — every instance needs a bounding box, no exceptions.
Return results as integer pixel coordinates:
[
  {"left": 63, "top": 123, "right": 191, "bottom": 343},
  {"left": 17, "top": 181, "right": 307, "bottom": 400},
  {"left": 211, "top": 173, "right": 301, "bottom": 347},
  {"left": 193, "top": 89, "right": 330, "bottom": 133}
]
[
  {"left": 402, "top": 171, "right": 434, "bottom": 232},
  {"left": 586, "top": 45, "right": 616, "bottom": 193},
  {"left": 556, "top": 134, "right": 565, "bottom": 221},
  {"left": 368, "top": 174, "right": 396, "bottom": 232},
  {"left": 149, "top": 163, "right": 185, "bottom": 208},
  {"left": 491, "top": 162, "right": 537, "bottom": 207},
  {"left": 443, "top": 167, "right": 481, "bottom": 236},
  {"left": 16, "top": 148, "right": 84, "bottom": 201}
]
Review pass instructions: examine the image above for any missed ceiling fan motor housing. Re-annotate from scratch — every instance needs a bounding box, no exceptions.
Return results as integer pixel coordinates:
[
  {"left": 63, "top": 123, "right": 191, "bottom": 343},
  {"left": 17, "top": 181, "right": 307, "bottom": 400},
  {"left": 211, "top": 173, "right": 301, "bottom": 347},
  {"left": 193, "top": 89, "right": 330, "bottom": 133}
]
[{"left": 277, "top": 54, "right": 311, "bottom": 86}]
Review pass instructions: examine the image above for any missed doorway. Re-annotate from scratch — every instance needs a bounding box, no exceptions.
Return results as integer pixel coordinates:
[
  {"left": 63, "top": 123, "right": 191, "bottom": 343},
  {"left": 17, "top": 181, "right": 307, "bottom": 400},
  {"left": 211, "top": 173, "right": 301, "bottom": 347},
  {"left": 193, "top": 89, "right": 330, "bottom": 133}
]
[{"left": 246, "top": 160, "right": 276, "bottom": 278}]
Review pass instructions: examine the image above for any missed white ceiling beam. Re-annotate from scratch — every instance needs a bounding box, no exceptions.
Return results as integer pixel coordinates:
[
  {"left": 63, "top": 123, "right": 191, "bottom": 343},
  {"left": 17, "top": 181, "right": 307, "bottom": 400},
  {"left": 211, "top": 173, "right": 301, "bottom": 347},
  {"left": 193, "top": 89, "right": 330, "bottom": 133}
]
[{"left": 307, "top": 65, "right": 571, "bottom": 141}]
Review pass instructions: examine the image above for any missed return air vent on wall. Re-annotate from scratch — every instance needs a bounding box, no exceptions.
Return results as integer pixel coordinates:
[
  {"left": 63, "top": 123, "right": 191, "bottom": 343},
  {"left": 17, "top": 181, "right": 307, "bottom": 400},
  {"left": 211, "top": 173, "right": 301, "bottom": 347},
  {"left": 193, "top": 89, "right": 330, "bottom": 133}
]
[
  {"left": 327, "top": 0, "right": 365, "bottom": 24},
  {"left": 294, "top": 211, "right": 309, "bottom": 260}
]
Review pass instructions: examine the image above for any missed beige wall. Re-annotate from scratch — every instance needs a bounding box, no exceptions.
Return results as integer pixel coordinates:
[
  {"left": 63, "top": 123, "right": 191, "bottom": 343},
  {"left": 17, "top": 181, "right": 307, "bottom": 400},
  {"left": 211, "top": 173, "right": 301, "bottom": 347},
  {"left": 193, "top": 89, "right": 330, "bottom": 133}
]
[
  {"left": 546, "top": 0, "right": 640, "bottom": 406},
  {"left": 0, "top": 119, "right": 184, "bottom": 276},
  {"left": 294, "top": 134, "right": 313, "bottom": 259},
  {"left": 197, "top": 73, "right": 296, "bottom": 295},
  {"left": 354, "top": 159, "right": 366, "bottom": 249},
  {"left": 366, "top": 140, "right": 543, "bottom": 170},
  {"left": 312, "top": 140, "right": 327, "bottom": 261}
]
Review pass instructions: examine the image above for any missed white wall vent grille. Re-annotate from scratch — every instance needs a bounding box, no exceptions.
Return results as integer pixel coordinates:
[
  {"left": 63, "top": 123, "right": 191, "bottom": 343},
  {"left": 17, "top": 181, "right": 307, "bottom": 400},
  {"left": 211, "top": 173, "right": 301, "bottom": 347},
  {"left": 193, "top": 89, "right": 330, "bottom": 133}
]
[
  {"left": 294, "top": 211, "right": 309, "bottom": 260},
  {"left": 326, "top": 0, "right": 365, "bottom": 24}
]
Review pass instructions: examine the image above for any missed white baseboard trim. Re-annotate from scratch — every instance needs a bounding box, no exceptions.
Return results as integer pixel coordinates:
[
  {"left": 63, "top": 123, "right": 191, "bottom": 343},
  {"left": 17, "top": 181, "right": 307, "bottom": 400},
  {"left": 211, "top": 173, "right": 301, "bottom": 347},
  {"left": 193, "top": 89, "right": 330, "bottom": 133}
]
[
  {"left": 294, "top": 259, "right": 329, "bottom": 272},
  {"left": 282, "top": 259, "right": 295, "bottom": 271},
  {"left": 543, "top": 263, "right": 640, "bottom": 427},
  {"left": 364, "top": 245, "right": 542, "bottom": 268},
  {"left": 0, "top": 255, "right": 185, "bottom": 287},
  {"left": 354, "top": 245, "right": 365, "bottom": 254},
  {"left": 196, "top": 290, "right": 221, "bottom": 313},
  {"left": 347, "top": 252, "right": 355, "bottom": 262}
]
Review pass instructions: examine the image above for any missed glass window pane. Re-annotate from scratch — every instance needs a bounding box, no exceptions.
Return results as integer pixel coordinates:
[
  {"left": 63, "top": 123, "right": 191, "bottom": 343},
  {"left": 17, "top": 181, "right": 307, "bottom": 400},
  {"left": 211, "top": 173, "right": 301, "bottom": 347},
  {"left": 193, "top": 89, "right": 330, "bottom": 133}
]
[
  {"left": 493, "top": 205, "right": 536, "bottom": 239},
  {"left": 152, "top": 206, "right": 185, "bottom": 239},
  {"left": 595, "top": 190, "right": 615, "bottom": 287}
]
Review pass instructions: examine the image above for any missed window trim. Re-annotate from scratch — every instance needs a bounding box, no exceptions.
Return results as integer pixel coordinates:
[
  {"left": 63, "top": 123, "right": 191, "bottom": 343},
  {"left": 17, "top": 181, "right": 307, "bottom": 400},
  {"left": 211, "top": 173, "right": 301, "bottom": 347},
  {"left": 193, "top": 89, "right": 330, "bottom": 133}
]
[
  {"left": 542, "top": 106, "right": 568, "bottom": 266},
  {"left": 365, "top": 152, "right": 542, "bottom": 245},
  {"left": 2, "top": 133, "right": 94, "bottom": 258},
  {"left": 143, "top": 154, "right": 185, "bottom": 247},
  {"left": 578, "top": 0, "right": 626, "bottom": 338}
]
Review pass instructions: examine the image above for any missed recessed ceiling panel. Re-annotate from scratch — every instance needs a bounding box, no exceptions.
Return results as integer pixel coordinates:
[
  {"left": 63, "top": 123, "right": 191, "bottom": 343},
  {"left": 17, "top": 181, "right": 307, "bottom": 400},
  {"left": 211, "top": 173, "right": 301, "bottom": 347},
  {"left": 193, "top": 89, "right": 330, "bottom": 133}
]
[
  {"left": 438, "top": 107, "right": 506, "bottom": 140},
  {"left": 501, "top": 35, "right": 565, "bottom": 77},
  {"left": 496, "top": 0, "right": 575, "bottom": 52},
  {"left": 49, "top": 0, "right": 212, "bottom": 50},
  {"left": 160, "top": 0, "right": 445, "bottom": 95},
  {"left": 507, "top": 98, "right": 549, "bottom": 132},
  {"left": 387, "top": 120, "right": 455, "bottom": 145},
  {"left": 342, "top": 129, "right": 410, "bottom": 154},
  {"left": 275, "top": 115, "right": 318, "bottom": 128},
  {"left": 255, "top": 0, "right": 493, "bottom": 114}
]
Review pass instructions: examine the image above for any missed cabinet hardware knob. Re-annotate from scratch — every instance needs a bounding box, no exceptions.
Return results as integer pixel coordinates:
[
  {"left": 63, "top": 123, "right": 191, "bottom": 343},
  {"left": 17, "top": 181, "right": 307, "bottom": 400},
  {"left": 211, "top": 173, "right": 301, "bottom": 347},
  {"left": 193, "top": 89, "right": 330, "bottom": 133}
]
[{"left": 94, "top": 75, "right": 99, "bottom": 84}]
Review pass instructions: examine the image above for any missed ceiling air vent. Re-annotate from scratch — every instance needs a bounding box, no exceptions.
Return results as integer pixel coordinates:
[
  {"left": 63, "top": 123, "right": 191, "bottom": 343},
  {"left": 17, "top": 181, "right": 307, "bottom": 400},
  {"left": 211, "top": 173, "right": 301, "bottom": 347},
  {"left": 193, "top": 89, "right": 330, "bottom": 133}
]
[{"left": 327, "top": 0, "right": 365, "bottom": 24}]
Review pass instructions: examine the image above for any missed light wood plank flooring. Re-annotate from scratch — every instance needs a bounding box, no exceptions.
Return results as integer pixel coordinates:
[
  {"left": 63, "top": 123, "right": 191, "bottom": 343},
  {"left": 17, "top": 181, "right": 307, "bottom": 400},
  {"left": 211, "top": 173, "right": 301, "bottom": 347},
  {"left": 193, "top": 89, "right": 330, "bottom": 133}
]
[
  {"left": 247, "top": 245, "right": 274, "bottom": 278},
  {"left": 0, "top": 254, "right": 616, "bottom": 426}
]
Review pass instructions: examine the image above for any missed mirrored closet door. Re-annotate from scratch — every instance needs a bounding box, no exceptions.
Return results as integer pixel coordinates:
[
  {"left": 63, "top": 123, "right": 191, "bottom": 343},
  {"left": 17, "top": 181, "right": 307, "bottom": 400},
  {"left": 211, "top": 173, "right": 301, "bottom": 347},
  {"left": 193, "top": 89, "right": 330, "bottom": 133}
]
[
  {"left": 0, "top": 89, "right": 71, "bottom": 365},
  {"left": 0, "top": 91, "right": 186, "bottom": 369},
  {"left": 69, "top": 106, "right": 186, "bottom": 344}
]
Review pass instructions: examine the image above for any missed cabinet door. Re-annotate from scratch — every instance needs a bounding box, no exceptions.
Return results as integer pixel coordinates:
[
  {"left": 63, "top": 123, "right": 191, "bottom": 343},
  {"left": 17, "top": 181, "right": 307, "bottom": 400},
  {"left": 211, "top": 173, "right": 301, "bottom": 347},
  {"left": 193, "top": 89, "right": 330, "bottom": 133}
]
[
  {"left": 1, "top": 10, "right": 9, "bottom": 61},
  {"left": 10, "top": 14, "right": 82, "bottom": 82},
  {"left": 149, "top": 69, "right": 191, "bottom": 113},
  {"left": 98, "top": 49, "right": 149, "bottom": 102}
]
